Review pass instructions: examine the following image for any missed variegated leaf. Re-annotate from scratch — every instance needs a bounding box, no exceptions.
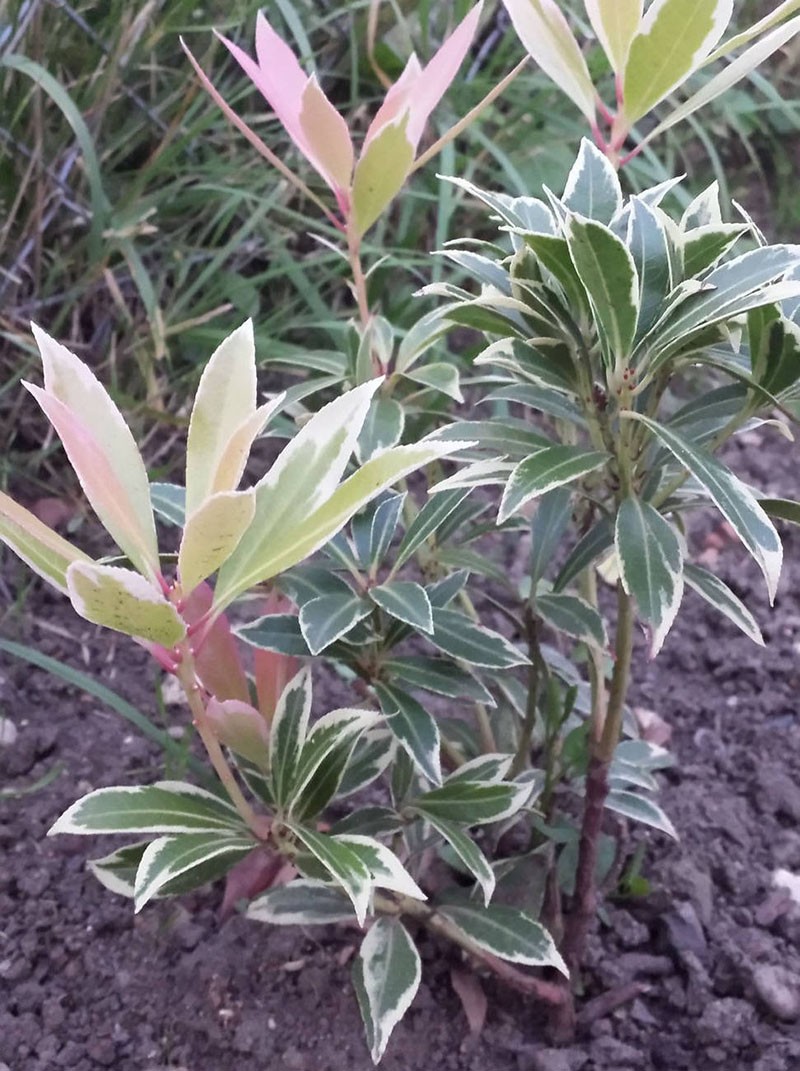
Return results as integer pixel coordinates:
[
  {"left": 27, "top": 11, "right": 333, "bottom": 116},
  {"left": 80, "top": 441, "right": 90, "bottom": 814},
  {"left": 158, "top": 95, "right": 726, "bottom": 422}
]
[
  {"left": 270, "top": 668, "right": 313, "bottom": 809},
  {"left": 66, "top": 561, "right": 185, "bottom": 645},
  {"left": 0, "top": 491, "right": 93, "bottom": 594},
  {"left": 353, "top": 919, "right": 421, "bottom": 1064},
  {"left": 134, "top": 832, "right": 253, "bottom": 911},
  {"left": 178, "top": 489, "right": 255, "bottom": 594}
]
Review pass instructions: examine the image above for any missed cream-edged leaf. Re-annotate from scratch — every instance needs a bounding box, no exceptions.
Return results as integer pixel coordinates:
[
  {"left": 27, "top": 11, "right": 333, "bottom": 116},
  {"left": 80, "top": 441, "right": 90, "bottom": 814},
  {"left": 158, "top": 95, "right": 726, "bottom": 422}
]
[
  {"left": 215, "top": 438, "right": 473, "bottom": 610},
  {"left": 585, "top": 0, "right": 643, "bottom": 71},
  {"left": 185, "top": 320, "right": 258, "bottom": 515},
  {"left": 623, "top": 0, "right": 733, "bottom": 122},
  {"left": 0, "top": 490, "right": 93, "bottom": 594},
  {"left": 502, "top": 0, "right": 596, "bottom": 119},
  {"left": 31, "top": 324, "right": 159, "bottom": 580},
  {"left": 178, "top": 489, "right": 255, "bottom": 594},
  {"left": 66, "top": 561, "right": 186, "bottom": 645},
  {"left": 354, "top": 919, "right": 421, "bottom": 1064}
]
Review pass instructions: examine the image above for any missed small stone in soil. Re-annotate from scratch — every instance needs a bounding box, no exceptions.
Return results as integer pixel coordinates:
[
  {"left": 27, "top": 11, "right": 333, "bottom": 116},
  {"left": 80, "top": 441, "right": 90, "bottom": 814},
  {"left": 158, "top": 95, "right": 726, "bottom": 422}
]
[
  {"left": 751, "top": 963, "right": 800, "bottom": 1021},
  {"left": 696, "top": 998, "right": 756, "bottom": 1048}
]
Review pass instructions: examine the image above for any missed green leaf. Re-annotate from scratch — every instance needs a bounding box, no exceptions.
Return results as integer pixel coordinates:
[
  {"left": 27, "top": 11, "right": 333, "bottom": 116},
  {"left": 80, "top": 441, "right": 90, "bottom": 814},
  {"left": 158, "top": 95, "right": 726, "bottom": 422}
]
[
  {"left": 684, "top": 563, "right": 763, "bottom": 645},
  {"left": 150, "top": 482, "right": 186, "bottom": 527},
  {"left": 707, "top": 0, "right": 800, "bottom": 62},
  {"left": 529, "top": 488, "right": 574, "bottom": 586},
  {"left": 353, "top": 919, "right": 421, "bottom": 1064},
  {"left": 270, "top": 668, "right": 312, "bottom": 809},
  {"left": 517, "top": 233, "right": 589, "bottom": 317},
  {"left": 585, "top": 0, "right": 643, "bottom": 71},
  {"left": 335, "top": 730, "right": 395, "bottom": 800},
  {"left": 412, "top": 781, "right": 529, "bottom": 826},
  {"left": 565, "top": 215, "right": 639, "bottom": 366},
  {"left": 331, "top": 806, "right": 402, "bottom": 838},
  {"left": 382, "top": 658, "right": 494, "bottom": 706},
  {"left": 397, "top": 308, "right": 451, "bottom": 373},
  {"left": 605, "top": 789, "right": 677, "bottom": 837},
  {"left": 133, "top": 832, "right": 253, "bottom": 911},
  {"left": 49, "top": 782, "right": 243, "bottom": 837},
  {"left": 499, "top": 447, "right": 608, "bottom": 524},
  {"left": 66, "top": 562, "right": 185, "bottom": 646},
  {"left": 287, "top": 824, "right": 372, "bottom": 924},
  {"left": 375, "top": 683, "right": 442, "bottom": 786},
  {"left": 352, "top": 116, "right": 415, "bottom": 236},
  {"left": 437, "top": 902, "right": 567, "bottom": 973},
  {"left": 627, "top": 414, "right": 782, "bottom": 601},
  {"left": 247, "top": 879, "right": 356, "bottom": 925},
  {"left": 615, "top": 497, "right": 684, "bottom": 657},
  {"left": 760, "top": 497, "right": 800, "bottom": 527},
  {"left": 447, "top": 754, "right": 514, "bottom": 784},
  {"left": 429, "top": 608, "right": 528, "bottom": 669},
  {"left": 235, "top": 614, "right": 310, "bottom": 656},
  {"left": 536, "top": 592, "right": 608, "bottom": 648},
  {"left": 357, "top": 396, "right": 405, "bottom": 464},
  {"left": 422, "top": 812, "right": 495, "bottom": 905},
  {"left": 299, "top": 592, "right": 373, "bottom": 655},
  {"left": 502, "top": 0, "right": 597, "bottom": 119},
  {"left": 402, "top": 363, "right": 463, "bottom": 402},
  {"left": 481, "top": 384, "right": 583, "bottom": 424},
  {"left": 622, "top": 0, "right": 732, "bottom": 122},
  {"left": 370, "top": 581, "right": 433, "bottom": 634},
  {"left": 562, "top": 139, "right": 623, "bottom": 224}
]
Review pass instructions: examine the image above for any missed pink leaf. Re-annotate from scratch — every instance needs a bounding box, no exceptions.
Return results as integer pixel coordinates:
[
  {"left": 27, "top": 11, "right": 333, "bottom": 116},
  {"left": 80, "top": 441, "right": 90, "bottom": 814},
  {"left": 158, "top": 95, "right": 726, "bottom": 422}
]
[
  {"left": 181, "top": 582, "right": 250, "bottom": 703},
  {"left": 364, "top": 53, "right": 423, "bottom": 148},
  {"left": 407, "top": 2, "right": 483, "bottom": 148},
  {"left": 24, "top": 383, "right": 160, "bottom": 581},
  {"left": 206, "top": 696, "right": 269, "bottom": 766},
  {"left": 254, "top": 591, "right": 299, "bottom": 721},
  {"left": 219, "top": 847, "right": 287, "bottom": 920}
]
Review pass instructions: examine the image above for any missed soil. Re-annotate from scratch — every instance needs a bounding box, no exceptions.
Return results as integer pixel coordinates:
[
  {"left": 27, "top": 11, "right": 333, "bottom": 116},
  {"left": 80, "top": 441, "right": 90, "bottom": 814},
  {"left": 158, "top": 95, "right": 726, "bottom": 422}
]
[{"left": 2, "top": 428, "right": 800, "bottom": 1071}]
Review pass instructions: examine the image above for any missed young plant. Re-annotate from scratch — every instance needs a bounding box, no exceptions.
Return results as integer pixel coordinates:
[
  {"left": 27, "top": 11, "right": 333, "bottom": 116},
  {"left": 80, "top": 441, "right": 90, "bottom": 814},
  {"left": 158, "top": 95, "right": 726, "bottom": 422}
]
[{"left": 5, "top": 0, "right": 800, "bottom": 1063}]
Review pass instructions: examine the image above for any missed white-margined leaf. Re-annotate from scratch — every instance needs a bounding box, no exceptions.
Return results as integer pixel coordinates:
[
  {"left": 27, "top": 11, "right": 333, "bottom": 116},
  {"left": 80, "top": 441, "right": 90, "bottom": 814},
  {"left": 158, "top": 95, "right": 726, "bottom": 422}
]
[
  {"left": 248, "top": 878, "right": 356, "bottom": 924},
  {"left": 536, "top": 592, "right": 608, "bottom": 648},
  {"left": 446, "top": 754, "right": 514, "bottom": 784},
  {"left": 429, "top": 608, "right": 529, "bottom": 669},
  {"left": 354, "top": 918, "right": 421, "bottom": 1064},
  {"left": 289, "top": 708, "right": 381, "bottom": 813},
  {"left": 627, "top": 199, "right": 674, "bottom": 341},
  {"left": 437, "top": 902, "right": 567, "bottom": 974},
  {"left": 432, "top": 459, "right": 516, "bottom": 494},
  {"left": 336, "top": 729, "right": 396, "bottom": 800},
  {"left": 356, "top": 396, "right": 405, "bottom": 463},
  {"left": 394, "top": 488, "right": 471, "bottom": 569},
  {"left": 562, "top": 138, "right": 623, "bottom": 224},
  {"left": 429, "top": 418, "right": 553, "bottom": 457},
  {"left": 375, "top": 683, "right": 442, "bottom": 786},
  {"left": 605, "top": 789, "right": 677, "bottom": 838},
  {"left": 287, "top": 824, "right": 372, "bottom": 925},
  {"left": 235, "top": 614, "right": 310, "bottom": 656},
  {"left": 499, "top": 447, "right": 608, "bottom": 524},
  {"left": 48, "top": 781, "right": 243, "bottom": 837},
  {"left": 0, "top": 490, "right": 93, "bottom": 596},
  {"left": 628, "top": 414, "right": 782, "bottom": 601},
  {"left": 133, "top": 832, "right": 253, "bottom": 911},
  {"left": 270, "top": 668, "right": 313, "bottom": 809},
  {"left": 88, "top": 841, "right": 148, "bottom": 898},
  {"left": 615, "top": 496, "right": 684, "bottom": 657},
  {"left": 368, "top": 493, "right": 406, "bottom": 569},
  {"left": 178, "top": 489, "right": 255, "bottom": 594},
  {"left": 684, "top": 562, "right": 763, "bottom": 645},
  {"left": 382, "top": 657, "right": 495, "bottom": 706},
  {"left": 402, "top": 362, "right": 463, "bottom": 402},
  {"left": 565, "top": 215, "right": 639, "bottom": 367},
  {"left": 412, "top": 780, "right": 529, "bottom": 826},
  {"left": 299, "top": 592, "right": 373, "bottom": 655},
  {"left": 337, "top": 835, "right": 425, "bottom": 900},
  {"left": 421, "top": 812, "right": 495, "bottom": 905},
  {"left": 331, "top": 806, "right": 403, "bottom": 838},
  {"left": 474, "top": 337, "right": 576, "bottom": 394},
  {"left": 370, "top": 581, "right": 433, "bottom": 634},
  {"left": 529, "top": 487, "right": 574, "bottom": 586}
]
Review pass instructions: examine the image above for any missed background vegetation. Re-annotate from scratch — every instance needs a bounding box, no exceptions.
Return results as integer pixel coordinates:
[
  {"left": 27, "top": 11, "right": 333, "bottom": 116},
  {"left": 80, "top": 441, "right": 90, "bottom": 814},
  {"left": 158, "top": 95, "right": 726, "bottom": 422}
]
[{"left": 1, "top": 0, "right": 798, "bottom": 499}]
